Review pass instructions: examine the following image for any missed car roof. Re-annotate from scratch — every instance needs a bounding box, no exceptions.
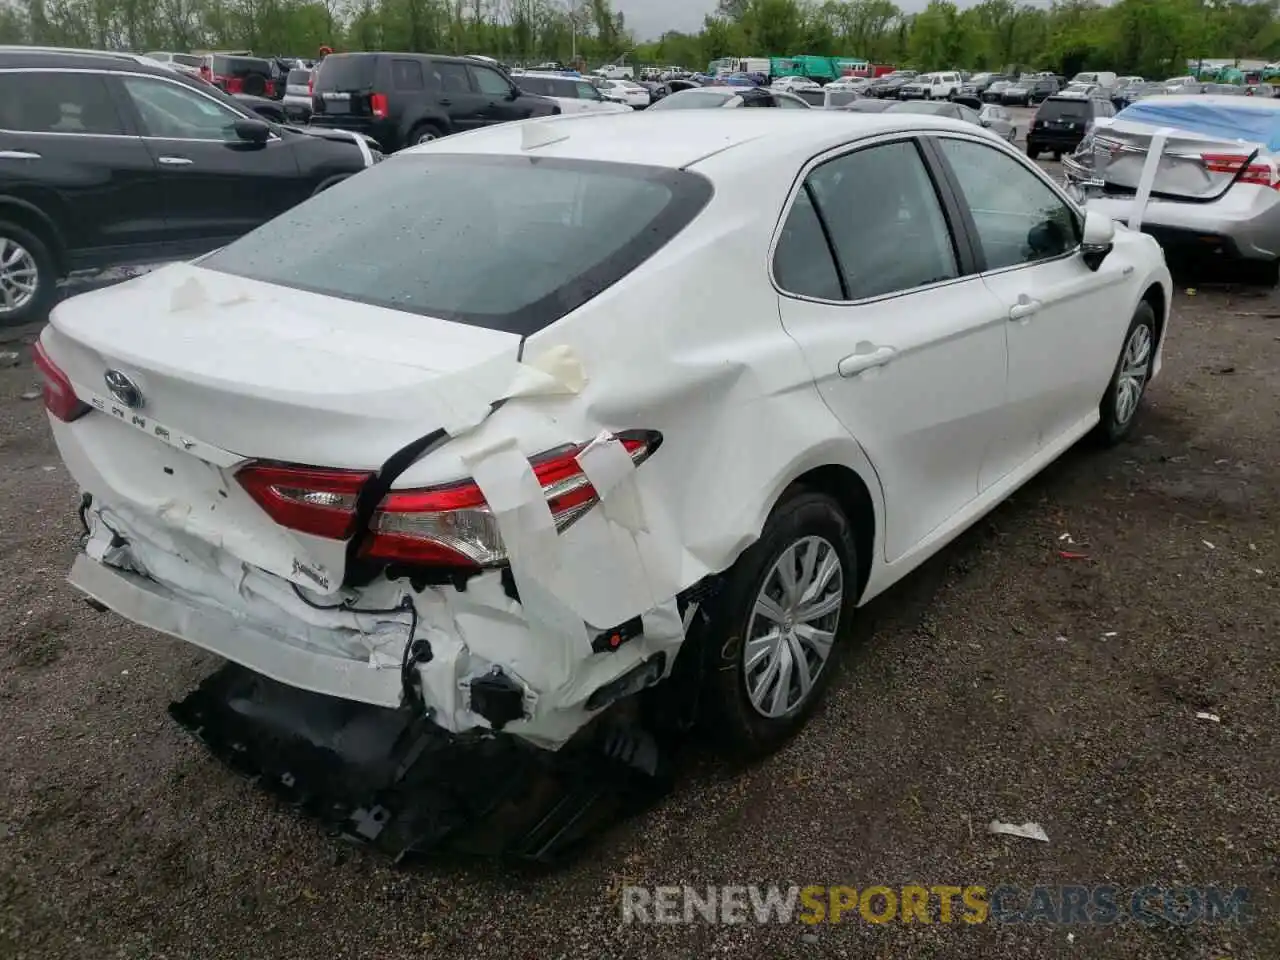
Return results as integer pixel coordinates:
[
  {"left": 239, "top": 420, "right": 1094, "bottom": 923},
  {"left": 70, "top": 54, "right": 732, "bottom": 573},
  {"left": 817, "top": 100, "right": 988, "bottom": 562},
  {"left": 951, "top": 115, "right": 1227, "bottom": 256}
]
[
  {"left": 0, "top": 46, "right": 175, "bottom": 74},
  {"left": 402, "top": 110, "right": 997, "bottom": 171}
]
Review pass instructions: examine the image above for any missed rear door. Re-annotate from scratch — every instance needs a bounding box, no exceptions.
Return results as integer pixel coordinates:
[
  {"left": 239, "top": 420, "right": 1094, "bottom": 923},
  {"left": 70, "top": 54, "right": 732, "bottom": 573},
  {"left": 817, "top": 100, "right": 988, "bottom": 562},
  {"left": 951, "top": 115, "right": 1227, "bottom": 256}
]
[
  {"left": 0, "top": 68, "right": 165, "bottom": 263},
  {"left": 774, "top": 136, "right": 1009, "bottom": 562},
  {"left": 114, "top": 74, "right": 306, "bottom": 247},
  {"left": 930, "top": 134, "right": 1127, "bottom": 483}
]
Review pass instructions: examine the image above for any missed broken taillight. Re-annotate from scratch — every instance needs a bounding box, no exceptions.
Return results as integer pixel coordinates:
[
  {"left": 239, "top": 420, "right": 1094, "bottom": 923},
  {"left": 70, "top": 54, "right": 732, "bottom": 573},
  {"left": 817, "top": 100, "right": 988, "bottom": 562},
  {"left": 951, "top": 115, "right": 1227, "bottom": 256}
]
[
  {"left": 235, "top": 431, "right": 660, "bottom": 568},
  {"left": 32, "top": 341, "right": 90, "bottom": 423},
  {"left": 236, "top": 464, "right": 372, "bottom": 540},
  {"left": 1201, "top": 153, "right": 1278, "bottom": 188},
  {"left": 364, "top": 431, "right": 661, "bottom": 568}
]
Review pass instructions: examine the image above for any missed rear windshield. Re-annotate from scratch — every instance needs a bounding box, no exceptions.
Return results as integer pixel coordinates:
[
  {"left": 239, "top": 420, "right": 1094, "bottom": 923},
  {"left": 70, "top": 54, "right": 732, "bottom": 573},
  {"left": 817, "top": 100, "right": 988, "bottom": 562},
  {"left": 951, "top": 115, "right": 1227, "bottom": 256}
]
[
  {"left": 202, "top": 155, "right": 713, "bottom": 335},
  {"left": 317, "top": 54, "right": 377, "bottom": 91},
  {"left": 172, "top": 53, "right": 202, "bottom": 68},
  {"left": 212, "top": 55, "right": 271, "bottom": 75},
  {"left": 287, "top": 69, "right": 311, "bottom": 85},
  {"left": 1038, "top": 99, "right": 1089, "bottom": 120},
  {"left": 825, "top": 90, "right": 859, "bottom": 106}
]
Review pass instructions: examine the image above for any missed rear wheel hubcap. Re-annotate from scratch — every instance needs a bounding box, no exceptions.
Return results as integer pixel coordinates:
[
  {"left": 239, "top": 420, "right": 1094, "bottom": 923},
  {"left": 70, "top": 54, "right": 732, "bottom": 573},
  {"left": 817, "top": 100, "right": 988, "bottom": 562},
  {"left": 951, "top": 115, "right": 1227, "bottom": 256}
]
[
  {"left": 743, "top": 535, "right": 843, "bottom": 719},
  {"left": 0, "top": 238, "right": 38, "bottom": 315}
]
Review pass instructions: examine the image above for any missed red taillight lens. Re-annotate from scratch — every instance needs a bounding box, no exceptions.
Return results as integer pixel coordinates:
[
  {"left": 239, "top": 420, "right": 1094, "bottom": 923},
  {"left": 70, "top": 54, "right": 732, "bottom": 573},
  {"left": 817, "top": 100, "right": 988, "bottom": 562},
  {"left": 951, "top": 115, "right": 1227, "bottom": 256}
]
[
  {"left": 263, "top": 80, "right": 275, "bottom": 97},
  {"left": 1201, "top": 153, "right": 1277, "bottom": 188},
  {"left": 362, "top": 431, "right": 660, "bottom": 568},
  {"left": 31, "top": 341, "right": 90, "bottom": 423},
  {"left": 223, "top": 76, "right": 243, "bottom": 94},
  {"left": 370, "top": 93, "right": 389, "bottom": 118},
  {"left": 236, "top": 464, "right": 373, "bottom": 540},
  {"left": 308, "top": 74, "right": 314, "bottom": 96},
  {"left": 200, "top": 64, "right": 212, "bottom": 81}
]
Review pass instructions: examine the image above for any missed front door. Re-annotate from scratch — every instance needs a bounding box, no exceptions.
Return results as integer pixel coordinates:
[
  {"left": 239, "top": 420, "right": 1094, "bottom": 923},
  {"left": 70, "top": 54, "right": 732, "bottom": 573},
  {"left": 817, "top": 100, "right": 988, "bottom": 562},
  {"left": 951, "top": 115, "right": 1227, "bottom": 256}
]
[
  {"left": 929, "top": 135, "right": 1129, "bottom": 488},
  {"left": 0, "top": 69, "right": 165, "bottom": 263},
  {"left": 114, "top": 75, "right": 306, "bottom": 248},
  {"left": 466, "top": 63, "right": 531, "bottom": 124},
  {"left": 773, "top": 137, "right": 1009, "bottom": 562},
  {"left": 430, "top": 61, "right": 489, "bottom": 132}
]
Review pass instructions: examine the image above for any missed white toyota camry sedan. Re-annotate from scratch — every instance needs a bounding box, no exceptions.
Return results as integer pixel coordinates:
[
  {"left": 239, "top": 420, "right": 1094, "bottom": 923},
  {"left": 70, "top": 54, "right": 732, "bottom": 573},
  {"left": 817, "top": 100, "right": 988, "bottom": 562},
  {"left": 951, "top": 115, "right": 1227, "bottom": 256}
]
[{"left": 36, "top": 111, "right": 1171, "bottom": 769}]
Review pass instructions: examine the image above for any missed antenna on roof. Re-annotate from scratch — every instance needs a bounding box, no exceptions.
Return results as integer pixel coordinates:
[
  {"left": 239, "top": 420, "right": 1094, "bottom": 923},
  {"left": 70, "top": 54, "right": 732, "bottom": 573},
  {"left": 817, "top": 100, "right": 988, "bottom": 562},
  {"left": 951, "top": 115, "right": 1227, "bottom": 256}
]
[{"left": 521, "top": 121, "right": 570, "bottom": 151}]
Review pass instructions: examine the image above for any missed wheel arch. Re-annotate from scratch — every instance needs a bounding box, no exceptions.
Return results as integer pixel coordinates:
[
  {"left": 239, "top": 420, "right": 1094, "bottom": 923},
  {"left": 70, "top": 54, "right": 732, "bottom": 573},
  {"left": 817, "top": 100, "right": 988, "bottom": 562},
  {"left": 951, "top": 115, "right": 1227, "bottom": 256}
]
[
  {"left": 0, "top": 196, "right": 68, "bottom": 275},
  {"left": 785, "top": 464, "right": 877, "bottom": 605},
  {"left": 1139, "top": 280, "right": 1167, "bottom": 349}
]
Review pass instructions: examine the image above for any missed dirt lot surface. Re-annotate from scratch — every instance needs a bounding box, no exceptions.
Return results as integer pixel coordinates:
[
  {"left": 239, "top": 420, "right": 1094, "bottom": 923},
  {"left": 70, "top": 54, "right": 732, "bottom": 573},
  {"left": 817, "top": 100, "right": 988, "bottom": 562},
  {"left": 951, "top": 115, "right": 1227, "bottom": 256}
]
[{"left": 2, "top": 147, "right": 1278, "bottom": 958}]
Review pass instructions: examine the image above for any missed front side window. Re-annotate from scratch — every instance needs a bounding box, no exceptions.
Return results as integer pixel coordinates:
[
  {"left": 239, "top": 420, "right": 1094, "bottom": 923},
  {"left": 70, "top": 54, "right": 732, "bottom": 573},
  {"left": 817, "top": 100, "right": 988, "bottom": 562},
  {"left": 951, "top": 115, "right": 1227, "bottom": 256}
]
[
  {"left": 202, "top": 155, "right": 713, "bottom": 335},
  {"left": 936, "top": 137, "right": 1080, "bottom": 270},
  {"left": 803, "top": 140, "right": 959, "bottom": 300},
  {"left": 470, "top": 65, "right": 512, "bottom": 96},
  {"left": 122, "top": 76, "right": 244, "bottom": 140},
  {"left": 0, "top": 72, "right": 126, "bottom": 135},
  {"left": 574, "top": 81, "right": 601, "bottom": 100}
]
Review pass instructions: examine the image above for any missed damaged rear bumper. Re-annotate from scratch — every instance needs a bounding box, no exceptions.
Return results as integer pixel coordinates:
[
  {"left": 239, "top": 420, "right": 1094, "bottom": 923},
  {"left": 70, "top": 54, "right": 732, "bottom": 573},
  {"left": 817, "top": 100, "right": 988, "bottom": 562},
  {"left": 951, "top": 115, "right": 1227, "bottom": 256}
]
[{"left": 169, "top": 661, "right": 671, "bottom": 862}]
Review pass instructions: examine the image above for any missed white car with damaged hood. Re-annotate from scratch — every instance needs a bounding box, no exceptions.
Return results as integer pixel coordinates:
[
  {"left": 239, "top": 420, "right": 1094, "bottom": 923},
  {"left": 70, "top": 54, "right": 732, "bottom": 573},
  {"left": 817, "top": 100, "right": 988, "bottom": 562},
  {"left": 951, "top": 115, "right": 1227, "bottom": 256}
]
[{"left": 37, "top": 111, "right": 1171, "bottom": 826}]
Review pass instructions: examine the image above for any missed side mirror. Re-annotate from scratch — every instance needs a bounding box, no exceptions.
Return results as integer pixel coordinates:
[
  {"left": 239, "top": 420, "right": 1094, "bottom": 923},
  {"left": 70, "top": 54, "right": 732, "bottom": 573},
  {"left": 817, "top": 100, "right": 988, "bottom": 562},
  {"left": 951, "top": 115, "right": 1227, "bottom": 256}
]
[
  {"left": 234, "top": 118, "right": 271, "bottom": 143},
  {"left": 1080, "top": 209, "right": 1115, "bottom": 271},
  {"left": 506, "top": 86, "right": 520, "bottom": 100}
]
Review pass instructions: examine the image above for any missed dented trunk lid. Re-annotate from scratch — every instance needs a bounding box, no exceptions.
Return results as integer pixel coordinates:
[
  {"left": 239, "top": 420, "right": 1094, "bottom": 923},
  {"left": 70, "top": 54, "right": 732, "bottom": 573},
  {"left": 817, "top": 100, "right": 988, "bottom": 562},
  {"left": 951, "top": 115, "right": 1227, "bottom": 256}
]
[
  {"left": 1084, "top": 117, "right": 1272, "bottom": 199},
  {"left": 45, "top": 263, "right": 523, "bottom": 592}
]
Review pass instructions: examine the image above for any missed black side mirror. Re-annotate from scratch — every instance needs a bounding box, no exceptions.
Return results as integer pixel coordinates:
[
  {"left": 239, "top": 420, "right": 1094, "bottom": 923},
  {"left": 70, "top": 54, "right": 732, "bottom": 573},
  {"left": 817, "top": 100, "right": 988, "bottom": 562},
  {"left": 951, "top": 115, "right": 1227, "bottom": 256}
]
[
  {"left": 234, "top": 118, "right": 271, "bottom": 143},
  {"left": 507, "top": 86, "right": 520, "bottom": 100}
]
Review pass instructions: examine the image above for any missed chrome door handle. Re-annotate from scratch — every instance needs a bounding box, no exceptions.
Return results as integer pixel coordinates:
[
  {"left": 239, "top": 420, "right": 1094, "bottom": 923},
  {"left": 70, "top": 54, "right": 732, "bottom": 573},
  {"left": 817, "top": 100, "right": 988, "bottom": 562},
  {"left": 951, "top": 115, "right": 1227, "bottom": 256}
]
[
  {"left": 0, "top": 150, "right": 41, "bottom": 160},
  {"left": 1008, "top": 297, "right": 1042, "bottom": 322},
  {"left": 158, "top": 156, "right": 193, "bottom": 166},
  {"left": 838, "top": 345, "right": 897, "bottom": 377}
]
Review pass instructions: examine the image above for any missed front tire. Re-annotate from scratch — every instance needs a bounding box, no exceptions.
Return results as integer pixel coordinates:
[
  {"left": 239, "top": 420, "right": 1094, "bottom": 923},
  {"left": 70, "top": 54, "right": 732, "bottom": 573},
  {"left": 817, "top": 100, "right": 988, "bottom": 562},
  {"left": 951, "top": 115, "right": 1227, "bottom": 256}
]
[
  {"left": 1096, "top": 300, "right": 1156, "bottom": 445},
  {"left": 700, "top": 489, "right": 858, "bottom": 759},
  {"left": 0, "top": 220, "right": 56, "bottom": 327},
  {"left": 1027, "top": 143, "right": 1040, "bottom": 159}
]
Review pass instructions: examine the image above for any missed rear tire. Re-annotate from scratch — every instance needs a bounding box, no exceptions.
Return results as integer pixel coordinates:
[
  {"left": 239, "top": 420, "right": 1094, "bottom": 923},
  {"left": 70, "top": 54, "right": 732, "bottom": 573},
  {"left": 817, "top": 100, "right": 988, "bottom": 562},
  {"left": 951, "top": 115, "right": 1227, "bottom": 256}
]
[
  {"left": 1095, "top": 300, "right": 1157, "bottom": 446},
  {"left": 699, "top": 489, "right": 858, "bottom": 759},
  {"left": 407, "top": 122, "right": 443, "bottom": 146},
  {"left": 0, "top": 220, "right": 57, "bottom": 328},
  {"left": 1027, "top": 144, "right": 1040, "bottom": 159}
]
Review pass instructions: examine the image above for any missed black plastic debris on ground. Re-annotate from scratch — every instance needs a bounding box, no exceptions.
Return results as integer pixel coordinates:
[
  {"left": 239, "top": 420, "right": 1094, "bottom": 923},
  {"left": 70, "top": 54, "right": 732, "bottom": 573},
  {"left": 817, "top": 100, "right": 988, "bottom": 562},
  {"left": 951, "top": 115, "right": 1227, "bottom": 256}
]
[{"left": 169, "top": 663, "right": 672, "bottom": 864}]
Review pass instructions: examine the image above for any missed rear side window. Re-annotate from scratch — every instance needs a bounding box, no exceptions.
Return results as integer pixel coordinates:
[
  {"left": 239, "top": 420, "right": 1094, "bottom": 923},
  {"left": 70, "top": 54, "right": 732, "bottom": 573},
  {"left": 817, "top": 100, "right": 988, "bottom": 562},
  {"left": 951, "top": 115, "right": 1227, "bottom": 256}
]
[
  {"left": 433, "top": 62, "right": 471, "bottom": 94},
  {"left": 391, "top": 59, "right": 424, "bottom": 90},
  {"left": 0, "top": 71, "right": 126, "bottom": 135},
  {"left": 316, "top": 55, "right": 376, "bottom": 91},
  {"left": 773, "top": 187, "right": 843, "bottom": 300},
  {"left": 202, "top": 155, "right": 713, "bottom": 335},
  {"left": 804, "top": 140, "right": 959, "bottom": 300}
]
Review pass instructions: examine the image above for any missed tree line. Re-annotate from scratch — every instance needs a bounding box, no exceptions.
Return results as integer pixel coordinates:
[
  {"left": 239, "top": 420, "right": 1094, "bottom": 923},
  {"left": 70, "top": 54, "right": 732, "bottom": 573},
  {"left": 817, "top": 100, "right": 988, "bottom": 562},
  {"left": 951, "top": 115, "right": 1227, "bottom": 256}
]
[{"left": 1, "top": 0, "right": 1278, "bottom": 79}]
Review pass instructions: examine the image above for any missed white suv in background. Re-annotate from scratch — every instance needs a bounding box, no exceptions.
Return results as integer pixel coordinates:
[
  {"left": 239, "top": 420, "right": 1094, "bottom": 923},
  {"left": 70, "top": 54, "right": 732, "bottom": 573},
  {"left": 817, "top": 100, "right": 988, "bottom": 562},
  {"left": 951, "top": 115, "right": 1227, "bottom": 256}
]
[
  {"left": 512, "top": 71, "right": 632, "bottom": 114},
  {"left": 903, "top": 71, "right": 962, "bottom": 100}
]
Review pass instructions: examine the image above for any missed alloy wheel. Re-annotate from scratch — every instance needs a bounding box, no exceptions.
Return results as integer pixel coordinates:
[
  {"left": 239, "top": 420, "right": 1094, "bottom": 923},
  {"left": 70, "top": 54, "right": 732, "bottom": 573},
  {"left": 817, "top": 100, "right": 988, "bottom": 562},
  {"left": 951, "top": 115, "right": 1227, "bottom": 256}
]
[
  {"left": 743, "top": 535, "right": 843, "bottom": 719},
  {"left": 1114, "top": 322, "right": 1152, "bottom": 425},
  {"left": 0, "top": 238, "right": 38, "bottom": 316}
]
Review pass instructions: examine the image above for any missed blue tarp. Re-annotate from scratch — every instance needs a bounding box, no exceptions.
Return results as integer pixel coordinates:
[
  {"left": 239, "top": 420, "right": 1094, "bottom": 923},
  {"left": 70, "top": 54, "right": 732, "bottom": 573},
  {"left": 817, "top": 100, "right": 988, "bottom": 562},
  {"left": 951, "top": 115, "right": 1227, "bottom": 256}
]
[{"left": 1116, "top": 98, "right": 1280, "bottom": 150}]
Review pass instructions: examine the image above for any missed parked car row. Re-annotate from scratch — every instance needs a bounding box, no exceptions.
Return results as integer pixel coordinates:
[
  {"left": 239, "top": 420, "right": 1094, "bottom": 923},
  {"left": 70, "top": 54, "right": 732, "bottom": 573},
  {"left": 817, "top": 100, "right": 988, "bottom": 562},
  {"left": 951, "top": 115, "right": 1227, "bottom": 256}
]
[{"left": 0, "top": 47, "right": 381, "bottom": 325}]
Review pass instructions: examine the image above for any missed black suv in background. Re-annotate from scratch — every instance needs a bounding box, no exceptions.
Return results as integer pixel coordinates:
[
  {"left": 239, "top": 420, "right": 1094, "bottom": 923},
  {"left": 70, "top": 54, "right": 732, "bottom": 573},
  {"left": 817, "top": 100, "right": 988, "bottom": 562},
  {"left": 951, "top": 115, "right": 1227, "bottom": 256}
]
[
  {"left": 0, "top": 49, "right": 380, "bottom": 325},
  {"left": 1026, "top": 93, "right": 1116, "bottom": 159},
  {"left": 308, "top": 53, "right": 559, "bottom": 151}
]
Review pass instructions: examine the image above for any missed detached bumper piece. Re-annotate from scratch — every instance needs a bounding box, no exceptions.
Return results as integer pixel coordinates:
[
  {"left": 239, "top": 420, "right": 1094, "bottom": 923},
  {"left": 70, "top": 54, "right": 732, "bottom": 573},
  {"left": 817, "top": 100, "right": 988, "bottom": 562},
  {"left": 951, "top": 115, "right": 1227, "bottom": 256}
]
[{"left": 169, "top": 663, "right": 672, "bottom": 864}]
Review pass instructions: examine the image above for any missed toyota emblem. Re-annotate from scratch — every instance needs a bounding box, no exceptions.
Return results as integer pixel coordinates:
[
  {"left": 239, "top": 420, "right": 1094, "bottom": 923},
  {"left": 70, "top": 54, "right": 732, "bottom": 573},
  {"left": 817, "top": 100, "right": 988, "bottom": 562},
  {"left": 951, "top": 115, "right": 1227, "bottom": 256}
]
[{"left": 104, "top": 369, "right": 143, "bottom": 409}]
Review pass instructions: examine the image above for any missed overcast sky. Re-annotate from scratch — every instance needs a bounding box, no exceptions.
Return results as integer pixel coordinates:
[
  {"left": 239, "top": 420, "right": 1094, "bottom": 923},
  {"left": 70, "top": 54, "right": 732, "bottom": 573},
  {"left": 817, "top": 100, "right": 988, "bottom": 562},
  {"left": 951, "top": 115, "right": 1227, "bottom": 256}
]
[{"left": 618, "top": 0, "right": 946, "bottom": 42}]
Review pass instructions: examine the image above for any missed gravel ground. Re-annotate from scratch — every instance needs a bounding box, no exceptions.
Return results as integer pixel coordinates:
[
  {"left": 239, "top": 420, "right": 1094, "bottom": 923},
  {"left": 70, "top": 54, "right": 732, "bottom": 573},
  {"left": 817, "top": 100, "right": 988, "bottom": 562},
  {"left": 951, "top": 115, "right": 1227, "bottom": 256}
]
[{"left": 2, "top": 141, "right": 1278, "bottom": 958}]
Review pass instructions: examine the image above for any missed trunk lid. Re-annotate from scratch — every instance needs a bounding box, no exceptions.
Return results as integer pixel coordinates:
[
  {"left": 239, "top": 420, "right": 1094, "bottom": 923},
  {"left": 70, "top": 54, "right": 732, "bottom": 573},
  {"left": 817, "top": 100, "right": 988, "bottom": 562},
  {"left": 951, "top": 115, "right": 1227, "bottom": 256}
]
[
  {"left": 1070, "top": 111, "right": 1275, "bottom": 200},
  {"left": 45, "top": 263, "right": 523, "bottom": 592},
  {"left": 47, "top": 263, "right": 521, "bottom": 469}
]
